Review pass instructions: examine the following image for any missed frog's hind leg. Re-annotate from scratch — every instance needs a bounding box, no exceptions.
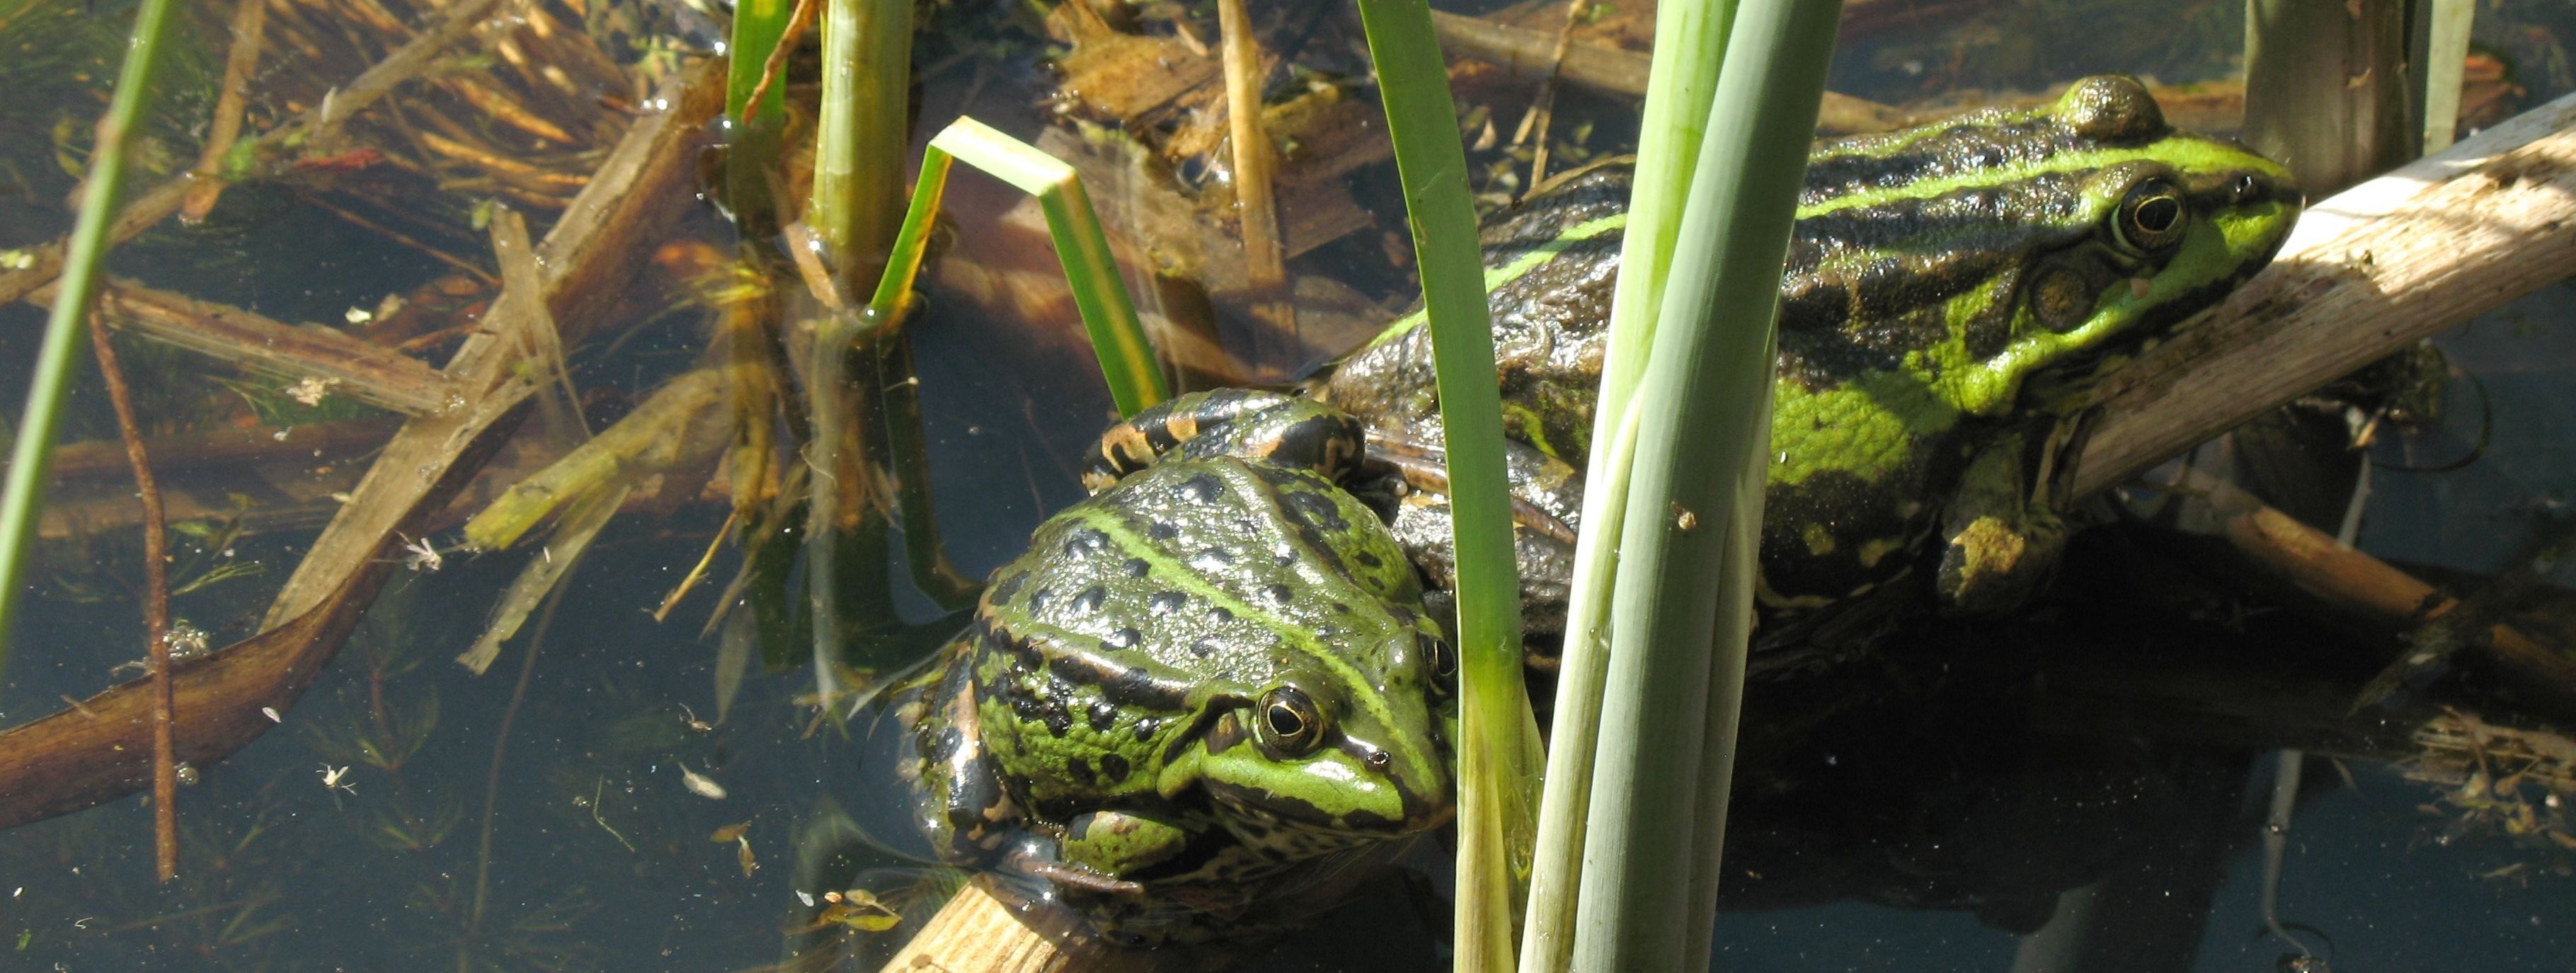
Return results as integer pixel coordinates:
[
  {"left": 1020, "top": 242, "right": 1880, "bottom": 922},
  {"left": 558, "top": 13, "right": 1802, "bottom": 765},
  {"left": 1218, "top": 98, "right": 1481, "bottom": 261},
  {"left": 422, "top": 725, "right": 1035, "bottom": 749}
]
[
  {"left": 1080, "top": 389, "right": 1367, "bottom": 493},
  {"left": 911, "top": 656, "right": 1026, "bottom": 866}
]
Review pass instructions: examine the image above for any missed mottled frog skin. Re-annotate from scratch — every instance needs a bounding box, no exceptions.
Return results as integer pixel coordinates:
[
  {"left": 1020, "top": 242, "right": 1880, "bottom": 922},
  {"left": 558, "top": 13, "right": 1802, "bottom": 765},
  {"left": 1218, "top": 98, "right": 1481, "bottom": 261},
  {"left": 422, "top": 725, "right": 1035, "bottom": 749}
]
[
  {"left": 1317, "top": 76, "right": 2302, "bottom": 667},
  {"left": 906, "top": 389, "right": 1457, "bottom": 943}
]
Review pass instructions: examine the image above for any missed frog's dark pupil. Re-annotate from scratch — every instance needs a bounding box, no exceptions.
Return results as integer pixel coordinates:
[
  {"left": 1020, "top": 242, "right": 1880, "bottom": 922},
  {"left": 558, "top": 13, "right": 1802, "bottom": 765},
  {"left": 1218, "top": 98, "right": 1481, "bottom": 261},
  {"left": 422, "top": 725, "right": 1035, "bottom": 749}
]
[
  {"left": 2117, "top": 179, "right": 2187, "bottom": 249},
  {"left": 2134, "top": 195, "right": 2180, "bottom": 234},
  {"left": 1258, "top": 686, "right": 1319, "bottom": 753}
]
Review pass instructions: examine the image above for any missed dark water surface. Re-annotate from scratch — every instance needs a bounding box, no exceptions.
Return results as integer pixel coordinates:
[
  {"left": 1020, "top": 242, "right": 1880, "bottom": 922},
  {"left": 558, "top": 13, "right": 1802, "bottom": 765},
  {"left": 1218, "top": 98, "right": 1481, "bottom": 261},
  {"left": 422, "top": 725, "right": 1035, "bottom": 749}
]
[{"left": 6, "top": 0, "right": 2576, "bottom": 969}]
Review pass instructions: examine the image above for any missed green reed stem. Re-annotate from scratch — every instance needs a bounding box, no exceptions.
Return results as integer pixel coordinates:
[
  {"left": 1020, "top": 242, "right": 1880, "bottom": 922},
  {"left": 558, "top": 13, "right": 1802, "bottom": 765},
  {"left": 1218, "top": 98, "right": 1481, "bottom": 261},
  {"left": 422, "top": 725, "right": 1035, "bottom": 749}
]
[
  {"left": 719, "top": 0, "right": 795, "bottom": 224},
  {"left": 873, "top": 118, "right": 1168, "bottom": 416},
  {"left": 1519, "top": 0, "right": 1734, "bottom": 967},
  {"left": 1349, "top": 1, "right": 1537, "bottom": 969},
  {"left": 0, "top": 0, "right": 184, "bottom": 674},
  {"left": 806, "top": 0, "right": 909, "bottom": 292},
  {"left": 1568, "top": 1, "right": 1840, "bottom": 968},
  {"left": 726, "top": 0, "right": 796, "bottom": 124}
]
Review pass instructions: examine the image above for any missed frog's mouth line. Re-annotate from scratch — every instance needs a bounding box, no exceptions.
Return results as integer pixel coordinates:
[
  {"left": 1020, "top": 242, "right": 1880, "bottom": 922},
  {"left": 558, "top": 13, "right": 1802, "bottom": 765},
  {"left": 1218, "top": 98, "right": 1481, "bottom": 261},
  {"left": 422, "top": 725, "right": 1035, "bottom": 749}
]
[{"left": 1203, "top": 772, "right": 1453, "bottom": 836}]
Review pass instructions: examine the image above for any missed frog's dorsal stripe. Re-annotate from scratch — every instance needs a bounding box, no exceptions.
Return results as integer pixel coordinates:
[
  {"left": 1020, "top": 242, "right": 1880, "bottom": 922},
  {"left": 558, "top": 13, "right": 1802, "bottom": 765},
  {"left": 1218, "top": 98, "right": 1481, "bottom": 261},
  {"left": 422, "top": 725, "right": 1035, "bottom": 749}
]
[
  {"left": 1062, "top": 462, "right": 1415, "bottom": 751},
  {"left": 973, "top": 611, "right": 1206, "bottom": 713},
  {"left": 1799, "top": 137, "right": 2270, "bottom": 219},
  {"left": 1358, "top": 212, "right": 1630, "bottom": 352}
]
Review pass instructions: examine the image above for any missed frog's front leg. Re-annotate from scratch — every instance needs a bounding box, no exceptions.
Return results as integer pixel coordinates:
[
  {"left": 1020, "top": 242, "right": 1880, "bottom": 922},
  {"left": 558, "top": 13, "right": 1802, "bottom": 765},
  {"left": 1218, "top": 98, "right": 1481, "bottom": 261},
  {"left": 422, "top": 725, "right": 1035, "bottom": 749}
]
[
  {"left": 1935, "top": 431, "right": 2070, "bottom": 616},
  {"left": 1055, "top": 806, "right": 1201, "bottom": 887}
]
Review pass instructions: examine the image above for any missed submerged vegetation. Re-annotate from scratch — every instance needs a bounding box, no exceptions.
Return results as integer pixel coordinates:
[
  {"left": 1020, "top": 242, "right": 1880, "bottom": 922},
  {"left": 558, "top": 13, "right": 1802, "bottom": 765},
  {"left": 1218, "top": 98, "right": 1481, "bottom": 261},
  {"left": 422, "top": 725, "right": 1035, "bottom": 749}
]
[{"left": 6, "top": 0, "right": 2576, "bottom": 970}]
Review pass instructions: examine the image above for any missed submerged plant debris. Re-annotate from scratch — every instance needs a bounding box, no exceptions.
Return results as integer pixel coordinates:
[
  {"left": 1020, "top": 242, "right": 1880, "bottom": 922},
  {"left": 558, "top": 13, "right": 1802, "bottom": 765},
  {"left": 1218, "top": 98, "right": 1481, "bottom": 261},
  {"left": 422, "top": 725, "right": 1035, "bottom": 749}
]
[{"left": 2, "top": 0, "right": 2576, "bottom": 970}]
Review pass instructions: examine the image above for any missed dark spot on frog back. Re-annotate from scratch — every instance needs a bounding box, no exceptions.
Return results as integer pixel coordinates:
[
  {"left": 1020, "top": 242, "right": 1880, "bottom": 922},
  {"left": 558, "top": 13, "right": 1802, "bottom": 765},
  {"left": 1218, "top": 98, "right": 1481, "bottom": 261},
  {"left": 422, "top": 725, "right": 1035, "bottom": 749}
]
[
  {"left": 1179, "top": 473, "right": 1227, "bottom": 503},
  {"left": 989, "top": 569, "right": 1027, "bottom": 604},
  {"left": 1063, "top": 527, "right": 1111, "bottom": 560},
  {"left": 1068, "top": 585, "right": 1107, "bottom": 616}
]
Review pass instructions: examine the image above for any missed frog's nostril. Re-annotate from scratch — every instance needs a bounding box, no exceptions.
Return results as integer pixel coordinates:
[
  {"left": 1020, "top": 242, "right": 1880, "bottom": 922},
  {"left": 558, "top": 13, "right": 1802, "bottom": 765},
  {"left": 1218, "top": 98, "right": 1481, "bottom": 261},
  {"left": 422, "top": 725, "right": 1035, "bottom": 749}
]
[{"left": 1366, "top": 749, "right": 1391, "bottom": 768}]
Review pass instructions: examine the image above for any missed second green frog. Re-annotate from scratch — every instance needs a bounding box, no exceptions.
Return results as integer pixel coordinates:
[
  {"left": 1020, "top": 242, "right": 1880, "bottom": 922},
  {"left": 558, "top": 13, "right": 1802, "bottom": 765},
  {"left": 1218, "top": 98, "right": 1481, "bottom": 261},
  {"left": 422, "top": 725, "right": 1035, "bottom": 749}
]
[{"left": 1317, "top": 74, "right": 2301, "bottom": 671}]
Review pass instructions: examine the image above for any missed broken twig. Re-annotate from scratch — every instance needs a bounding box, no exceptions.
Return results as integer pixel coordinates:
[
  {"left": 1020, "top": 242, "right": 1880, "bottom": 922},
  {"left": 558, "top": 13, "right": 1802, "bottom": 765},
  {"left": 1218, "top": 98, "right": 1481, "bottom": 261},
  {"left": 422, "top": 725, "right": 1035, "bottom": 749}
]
[{"left": 85, "top": 314, "right": 178, "bottom": 883}]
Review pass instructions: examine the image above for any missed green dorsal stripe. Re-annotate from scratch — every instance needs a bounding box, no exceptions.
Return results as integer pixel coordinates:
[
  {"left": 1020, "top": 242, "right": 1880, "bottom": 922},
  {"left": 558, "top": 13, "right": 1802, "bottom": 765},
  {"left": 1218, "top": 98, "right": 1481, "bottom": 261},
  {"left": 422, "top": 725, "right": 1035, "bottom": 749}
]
[
  {"left": 1360, "top": 212, "right": 1632, "bottom": 350},
  {"left": 1065, "top": 466, "right": 1409, "bottom": 737}
]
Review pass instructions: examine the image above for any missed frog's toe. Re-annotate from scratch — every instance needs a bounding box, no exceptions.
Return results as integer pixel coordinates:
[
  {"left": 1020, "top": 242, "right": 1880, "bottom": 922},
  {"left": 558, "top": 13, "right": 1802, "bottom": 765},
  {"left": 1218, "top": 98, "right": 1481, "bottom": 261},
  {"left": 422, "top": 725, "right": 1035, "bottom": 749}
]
[{"left": 1935, "top": 514, "right": 2056, "bottom": 615}]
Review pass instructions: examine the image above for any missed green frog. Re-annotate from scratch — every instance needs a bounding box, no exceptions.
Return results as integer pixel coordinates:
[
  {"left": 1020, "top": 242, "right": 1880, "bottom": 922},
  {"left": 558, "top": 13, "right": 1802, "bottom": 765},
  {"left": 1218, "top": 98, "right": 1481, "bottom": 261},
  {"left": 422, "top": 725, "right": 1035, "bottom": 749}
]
[
  {"left": 905, "top": 388, "right": 1458, "bottom": 944},
  {"left": 1317, "top": 75, "right": 2301, "bottom": 668},
  {"left": 902, "top": 75, "right": 2299, "bottom": 938}
]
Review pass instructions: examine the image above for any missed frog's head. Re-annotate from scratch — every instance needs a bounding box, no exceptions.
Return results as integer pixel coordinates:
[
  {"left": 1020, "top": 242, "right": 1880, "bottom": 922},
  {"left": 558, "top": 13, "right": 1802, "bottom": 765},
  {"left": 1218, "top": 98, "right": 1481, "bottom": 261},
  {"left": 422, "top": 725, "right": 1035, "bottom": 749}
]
[
  {"left": 1196, "top": 627, "right": 1457, "bottom": 842},
  {"left": 1786, "top": 74, "right": 2301, "bottom": 418}
]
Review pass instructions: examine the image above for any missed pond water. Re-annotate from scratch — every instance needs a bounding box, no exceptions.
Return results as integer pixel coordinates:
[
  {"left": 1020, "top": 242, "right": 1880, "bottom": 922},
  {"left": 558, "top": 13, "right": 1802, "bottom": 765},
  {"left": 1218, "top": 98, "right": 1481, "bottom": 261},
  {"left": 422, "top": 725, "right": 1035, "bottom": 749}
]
[{"left": 5, "top": 0, "right": 2576, "bottom": 970}]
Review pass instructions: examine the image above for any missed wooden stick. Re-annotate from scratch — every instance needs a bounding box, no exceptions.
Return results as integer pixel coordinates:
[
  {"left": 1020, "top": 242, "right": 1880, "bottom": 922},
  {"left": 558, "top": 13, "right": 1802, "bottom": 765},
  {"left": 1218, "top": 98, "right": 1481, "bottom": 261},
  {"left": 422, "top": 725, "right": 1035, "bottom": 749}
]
[
  {"left": 2195, "top": 473, "right": 2576, "bottom": 712},
  {"left": 1511, "top": 0, "right": 1591, "bottom": 193},
  {"left": 25, "top": 278, "right": 458, "bottom": 416},
  {"left": 84, "top": 313, "right": 176, "bottom": 882},
  {"left": 743, "top": 0, "right": 821, "bottom": 124},
  {"left": 1427, "top": 10, "right": 1913, "bottom": 134},
  {"left": 1216, "top": 0, "right": 1293, "bottom": 360},
  {"left": 874, "top": 877, "right": 1189, "bottom": 973},
  {"left": 181, "top": 0, "right": 270, "bottom": 223}
]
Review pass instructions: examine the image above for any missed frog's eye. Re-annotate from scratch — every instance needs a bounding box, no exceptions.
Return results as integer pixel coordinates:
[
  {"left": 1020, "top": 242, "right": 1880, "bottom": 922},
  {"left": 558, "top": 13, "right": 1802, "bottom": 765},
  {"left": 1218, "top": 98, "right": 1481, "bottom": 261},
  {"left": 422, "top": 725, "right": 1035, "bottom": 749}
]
[
  {"left": 1254, "top": 686, "right": 1326, "bottom": 758},
  {"left": 2114, "top": 178, "right": 2188, "bottom": 252},
  {"left": 1421, "top": 635, "right": 1457, "bottom": 696}
]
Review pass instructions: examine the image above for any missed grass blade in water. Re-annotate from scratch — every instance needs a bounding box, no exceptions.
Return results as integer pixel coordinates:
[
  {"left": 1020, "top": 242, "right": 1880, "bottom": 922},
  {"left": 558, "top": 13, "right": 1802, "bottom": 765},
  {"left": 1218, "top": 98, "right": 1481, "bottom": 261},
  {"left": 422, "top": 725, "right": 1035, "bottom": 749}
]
[
  {"left": 1350, "top": 0, "right": 1537, "bottom": 967},
  {"left": 878, "top": 118, "right": 1169, "bottom": 416},
  {"left": 0, "top": 0, "right": 184, "bottom": 674}
]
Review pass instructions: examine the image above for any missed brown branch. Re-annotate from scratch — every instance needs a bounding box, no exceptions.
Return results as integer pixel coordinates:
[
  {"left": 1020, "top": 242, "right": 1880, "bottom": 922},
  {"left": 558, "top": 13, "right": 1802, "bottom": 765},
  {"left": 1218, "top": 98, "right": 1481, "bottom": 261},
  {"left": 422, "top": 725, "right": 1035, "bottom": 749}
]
[
  {"left": 874, "top": 877, "right": 1191, "bottom": 973},
  {"left": 744, "top": 0, "right": 822, "bottom": 123},
  {"left": 1427, "top": 10, "right": 1913, "bottom": 134},
  {"left": 181, "top": 0, "right": 270, "bottom": 224},
  {"left": 1216, "top": 0, "right": 1292, "bottom": 361},
  {"left": 47, "top": 418, "right": 399, "bottom": 482},
  {"left": 1513, "top": 0, "right": 1591, "bottom": 195},
  {"left": 25, "top": 278, "right": 459, "bottom": 416},
  {"left": 83, "top": 313, "right": 176, "bottom": 882}
]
